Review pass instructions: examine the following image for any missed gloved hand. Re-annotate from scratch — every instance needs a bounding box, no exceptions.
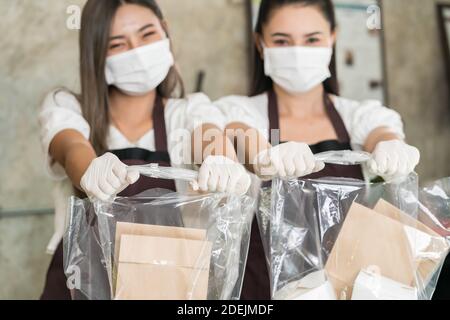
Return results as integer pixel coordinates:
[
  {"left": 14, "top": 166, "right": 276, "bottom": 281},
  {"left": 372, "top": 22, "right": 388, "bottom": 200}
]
[
  {"left": 80, "top": 153, "right": 140, "bottom": 201},
  {"left": 367, "top": 140, "right": 420, "bottom": 180},
  {"left": 253, "top": 142, "right": 325, "bottom": 180},
  {"left": 196, "top": 156, "right": 252, "bottom": 196}
]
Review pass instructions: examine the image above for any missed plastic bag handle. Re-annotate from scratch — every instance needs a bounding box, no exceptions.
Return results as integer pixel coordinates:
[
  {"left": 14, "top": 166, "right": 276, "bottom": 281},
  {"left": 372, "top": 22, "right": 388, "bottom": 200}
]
[
  {"left": 129, "top": 163, "right": 199, "bottom": 182},
  {"left": 314, "top": 150, "right": 371, "bottom": 166}
]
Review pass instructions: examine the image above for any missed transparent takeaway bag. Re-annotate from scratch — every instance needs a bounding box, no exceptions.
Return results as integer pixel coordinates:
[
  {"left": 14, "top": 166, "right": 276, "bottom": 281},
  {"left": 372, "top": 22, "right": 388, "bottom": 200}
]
[
  {"left": 258, "top": 153, "right": 450, "bottom": 300},
  {"left": 63, "top": 165, "right": 256, "bottom": 300},
  {"left": 417, "top": 177, "right": 450, "bottom": 298}
]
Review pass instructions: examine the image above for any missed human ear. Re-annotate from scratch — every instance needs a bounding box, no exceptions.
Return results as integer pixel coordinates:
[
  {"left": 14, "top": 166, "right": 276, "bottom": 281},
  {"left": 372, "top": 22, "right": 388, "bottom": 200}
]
[
  {"left": 330, "top": 29, "right": 337, "bottom": 47},
  {"left": 254, "top": 33, "right": 264, "bottom": 59},
  {"left": 161, "top": 19, "right": 170, "bottom": 38}
]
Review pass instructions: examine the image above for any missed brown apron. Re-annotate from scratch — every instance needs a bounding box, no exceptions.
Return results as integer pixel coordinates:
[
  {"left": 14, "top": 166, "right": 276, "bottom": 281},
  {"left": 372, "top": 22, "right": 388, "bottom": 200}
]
[
  {"left": 240, "top": 89, "right": 364, "bottom": 300},
  {"left": 40, "top": 95, "right": 176, "bottom": 300}
]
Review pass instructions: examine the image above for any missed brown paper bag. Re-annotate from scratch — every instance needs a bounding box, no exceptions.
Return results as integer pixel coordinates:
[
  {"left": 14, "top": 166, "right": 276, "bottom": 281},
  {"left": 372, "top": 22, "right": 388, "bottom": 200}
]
[
  {"left": 374, "top": 199, "right": 449, "bottom": 284},
  {"left": 115, "top": 234, "right": 212, "bottom": 300},
  {"left": 325, "top": 202, "right": 416, "bottom": 299},
  {"left": 114, "top": 222, "right": 207, "bottom": 262},
  {"left": 113, "top": 222, "right": 211, "bottom": 299}
]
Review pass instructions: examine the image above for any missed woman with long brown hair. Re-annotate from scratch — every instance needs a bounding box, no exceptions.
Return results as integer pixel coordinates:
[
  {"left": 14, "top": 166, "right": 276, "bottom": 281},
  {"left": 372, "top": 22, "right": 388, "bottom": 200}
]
[
  {"left": 39, "top": 0, "right": 250, "bottom": 300},
  {"left": 215, "top": 0, "right": 420, "bottom": 299}
]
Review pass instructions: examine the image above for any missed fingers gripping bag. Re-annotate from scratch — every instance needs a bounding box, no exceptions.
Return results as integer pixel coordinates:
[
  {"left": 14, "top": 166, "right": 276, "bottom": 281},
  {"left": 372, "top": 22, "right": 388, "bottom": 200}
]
[
  {"left": 258, "top": 153, "right": 450, "bottom": 300},
  {"left": 63, "top": 165, "right": 256, "bottom": 300}
]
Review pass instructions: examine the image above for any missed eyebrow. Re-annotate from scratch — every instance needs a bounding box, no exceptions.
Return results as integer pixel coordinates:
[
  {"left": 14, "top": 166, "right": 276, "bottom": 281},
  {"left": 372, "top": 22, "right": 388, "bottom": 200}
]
[
  {"left": 109, "top": 23, "right": 155, "bottom": 41},
  {"left": 304, "top": 31, "right": 323, "bottom": 37},
  {"left": 271, "top": 32, "right": 291, "bottom": 38},
  {"left": 270, "top": 31, "right": 323, "bottom": 38},
  {"left": 138, "top": 23, "right": 155, "bottom": 33}
]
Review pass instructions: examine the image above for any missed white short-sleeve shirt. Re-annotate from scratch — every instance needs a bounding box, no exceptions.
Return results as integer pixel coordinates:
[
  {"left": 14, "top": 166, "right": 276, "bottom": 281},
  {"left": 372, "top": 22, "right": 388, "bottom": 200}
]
[
  {"left": 39, "top": 90, "right": 225, "bottom": 180},
  {"left": 214, "top": 92, "right": 405, "bottom": 150},
  {"left": 39, "top": 89, "right": 224, "bottom": 254}
]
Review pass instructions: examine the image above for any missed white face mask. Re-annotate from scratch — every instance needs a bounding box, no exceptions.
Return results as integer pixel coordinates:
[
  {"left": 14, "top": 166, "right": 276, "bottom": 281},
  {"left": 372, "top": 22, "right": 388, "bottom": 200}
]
[
  {"left": 105, "top": 38, "right": 174, "bottom": 96},
  {"left": 263, "top": 44, "right": 333, "bottom": 94}
]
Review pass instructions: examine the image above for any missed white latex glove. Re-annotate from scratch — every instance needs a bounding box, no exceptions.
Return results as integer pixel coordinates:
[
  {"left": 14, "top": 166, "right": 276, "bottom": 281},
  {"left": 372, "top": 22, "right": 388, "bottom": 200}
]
[
  {"left": 196, "top": 156, "right": 252, "bottom": 196},
  {"left": 367, "top": 140, "right": 420, "bottom": 180},
  {"left": 254, "top": 142, "right": 325, "bottom": 180},
  {"left": 80, "top": 153, "right": 140, "bottom": 201}
]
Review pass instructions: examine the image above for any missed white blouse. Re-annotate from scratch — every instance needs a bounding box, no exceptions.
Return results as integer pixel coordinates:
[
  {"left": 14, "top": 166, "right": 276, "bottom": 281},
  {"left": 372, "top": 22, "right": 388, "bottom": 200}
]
[
  {"left": 39, "top": 90, "right": 225, "bottom": 180},
  {"left": 213, "top": 93, "right": 405, "bottom": 150},
  {"left": 39, "top": 89, "right": 225, "bottom": 254}
]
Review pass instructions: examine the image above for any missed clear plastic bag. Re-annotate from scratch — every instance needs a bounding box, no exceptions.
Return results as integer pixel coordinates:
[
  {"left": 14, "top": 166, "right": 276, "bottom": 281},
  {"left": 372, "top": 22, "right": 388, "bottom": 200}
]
[
  {"left": 259, "top": 173, "right": 450, "bottom": 300},
  {"left": 416, "top": 177, "right": 450, "bottom": 299},
  {"left": 63, "top": 168, "right": 256, "bottom": 300}
]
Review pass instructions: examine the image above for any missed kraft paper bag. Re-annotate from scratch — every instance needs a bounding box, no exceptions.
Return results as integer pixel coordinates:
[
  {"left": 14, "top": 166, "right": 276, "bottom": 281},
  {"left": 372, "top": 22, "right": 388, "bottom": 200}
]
[
  {"left": 325, "top": 202, "right": 417, "bottom": 299},
  {"left": 115, "top": 234, "right": 212, "bottom": 300},
  {"left": 373, "top": 200, "right": 449, "bottom": 284},
  {"left": 114, "top": 222, "right": 207, "bottom": 262}
]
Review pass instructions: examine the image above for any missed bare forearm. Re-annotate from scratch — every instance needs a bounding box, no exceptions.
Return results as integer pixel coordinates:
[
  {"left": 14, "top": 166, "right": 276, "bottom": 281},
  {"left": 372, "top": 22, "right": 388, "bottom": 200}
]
[
  {"left": 192, "top": 124, "right": 238, "bottom": 165},
  {"left": 364, "top": 126, "right": 403, "bottom": 153},
  {"left": 225, "top": 122, "right": 271, "bottom": 173},
  {"left": 49, "top": 130, "right": 97, "bottom": 191},
  {"left": 64, "top": 143, "right": 97, "bottom": 191}
]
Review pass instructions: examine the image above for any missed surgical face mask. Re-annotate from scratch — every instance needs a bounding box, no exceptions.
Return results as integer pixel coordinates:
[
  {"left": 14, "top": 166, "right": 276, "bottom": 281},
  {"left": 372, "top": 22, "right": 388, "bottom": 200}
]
[
  {"left": 105, "top": 38, "right": 174, "bottom": 96},
  {"left": 263, "top": 43, "right": 333, "bottom": 94}
]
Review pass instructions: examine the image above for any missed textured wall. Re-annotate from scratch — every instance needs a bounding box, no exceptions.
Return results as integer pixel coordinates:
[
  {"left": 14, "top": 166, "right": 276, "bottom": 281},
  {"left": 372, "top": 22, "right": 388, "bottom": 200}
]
[
  {"left": 383, "top": 0, "right": 450, "bottom": 183},
  {"left": 0, "top": 0, "right": 85, "bottom": 300},
  {"left": 159, "top": 0, "right": 249, "bottom": 98},
  {"left": 0, "top": 0, "right": 84, "bottom": 211},
  {"left": 0, "top": 215, "right": 53, "bottom": 299}
]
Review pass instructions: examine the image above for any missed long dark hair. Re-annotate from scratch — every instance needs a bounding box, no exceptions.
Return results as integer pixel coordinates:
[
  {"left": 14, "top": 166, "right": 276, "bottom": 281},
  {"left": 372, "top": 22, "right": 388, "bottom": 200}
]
[
  {"left": 251, "top": 0, "right": 339, "bottom": 96},
  {"left": 77, "top": 0, "right": 184, "bottom": 155}
]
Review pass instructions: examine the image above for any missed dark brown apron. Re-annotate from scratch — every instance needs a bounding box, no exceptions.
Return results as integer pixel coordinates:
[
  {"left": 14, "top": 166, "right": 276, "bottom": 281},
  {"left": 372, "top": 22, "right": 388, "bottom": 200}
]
[
  {"left": 240, "top": 89, "right": 364, "bottom": 300},
  {"left": 40, "top": 95, "right": 176, "bottom": 300},
  {"left": 433, "top": 257, "right": 450, "bottom": 299}
]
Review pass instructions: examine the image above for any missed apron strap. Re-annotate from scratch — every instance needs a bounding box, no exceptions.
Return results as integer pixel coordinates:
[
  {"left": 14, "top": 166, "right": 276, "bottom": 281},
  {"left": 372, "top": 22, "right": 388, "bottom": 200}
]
[
  {"left": 267, "top": 89, "right": 280, "bottom": 145},
  {"left": 323, "top": 94, "right": 351, "bottom": 143},
  {"left": 153, "top": 95, "right": 169, "bottom": 152},
  {"left": 267, "top": 88, "right": 351, "bottom": 144}
]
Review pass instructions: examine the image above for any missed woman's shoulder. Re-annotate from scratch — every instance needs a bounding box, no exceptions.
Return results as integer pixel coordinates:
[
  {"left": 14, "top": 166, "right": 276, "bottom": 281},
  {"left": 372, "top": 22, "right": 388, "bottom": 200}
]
[
  {"left": 165, "top": 92, "right": 214, "bottom": 114},
  {"left": 331, "top": 94, "right": 404, "bottom": 145},
  {"left": 332, "top": 95, "right": 384, "bottom": 109},
  {"left": 165, "top": 93, "right": 225, "bottom": 130},
  {"left": 167, "top": 92, "right": 211, "bottom": 105},
  {"left": 213, "top": 93, "right": 269, "bottom": 119},
  {"left": 214, "top": 92, "right": 268, "bottom": 106},
  {"left": 331, "top": 94, "right": 398, "bottom": 119},
  {"left": 41, "top": 88, "right": 82, "bottom": 113}
]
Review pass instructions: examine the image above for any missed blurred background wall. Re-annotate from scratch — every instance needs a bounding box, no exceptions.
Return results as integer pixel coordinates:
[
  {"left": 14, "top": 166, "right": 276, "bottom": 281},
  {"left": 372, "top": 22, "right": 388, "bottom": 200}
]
[
  {"left": 383, "top": 0, "right": 450, "bottom": 182},
  {"left": 0, "top": 0, "right": 448, "bottom": 299}
]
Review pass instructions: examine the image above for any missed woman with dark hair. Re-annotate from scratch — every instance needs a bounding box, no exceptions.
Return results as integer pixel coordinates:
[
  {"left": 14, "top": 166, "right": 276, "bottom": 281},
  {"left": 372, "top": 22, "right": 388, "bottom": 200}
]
[
  {"left": 39, "top": 0, "right": 251, "bottom": 300},
  {"left": 215, "top": 0, "right": 420, "bottom": 299}
]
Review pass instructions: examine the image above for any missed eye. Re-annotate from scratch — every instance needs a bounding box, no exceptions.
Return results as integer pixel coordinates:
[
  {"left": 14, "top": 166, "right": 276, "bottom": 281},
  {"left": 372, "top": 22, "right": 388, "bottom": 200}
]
[
  {"left": 273, "top": 39, "right": 289, "bottom": 46},
  {"left": 109, "top": 43, "right": 124, "bottom": 50},
  {"left": 143, "top": 31, "right": 156, "bottom": 38},
  {"left": 306, "top": 37, "right": 320, "bottom": 44}
]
